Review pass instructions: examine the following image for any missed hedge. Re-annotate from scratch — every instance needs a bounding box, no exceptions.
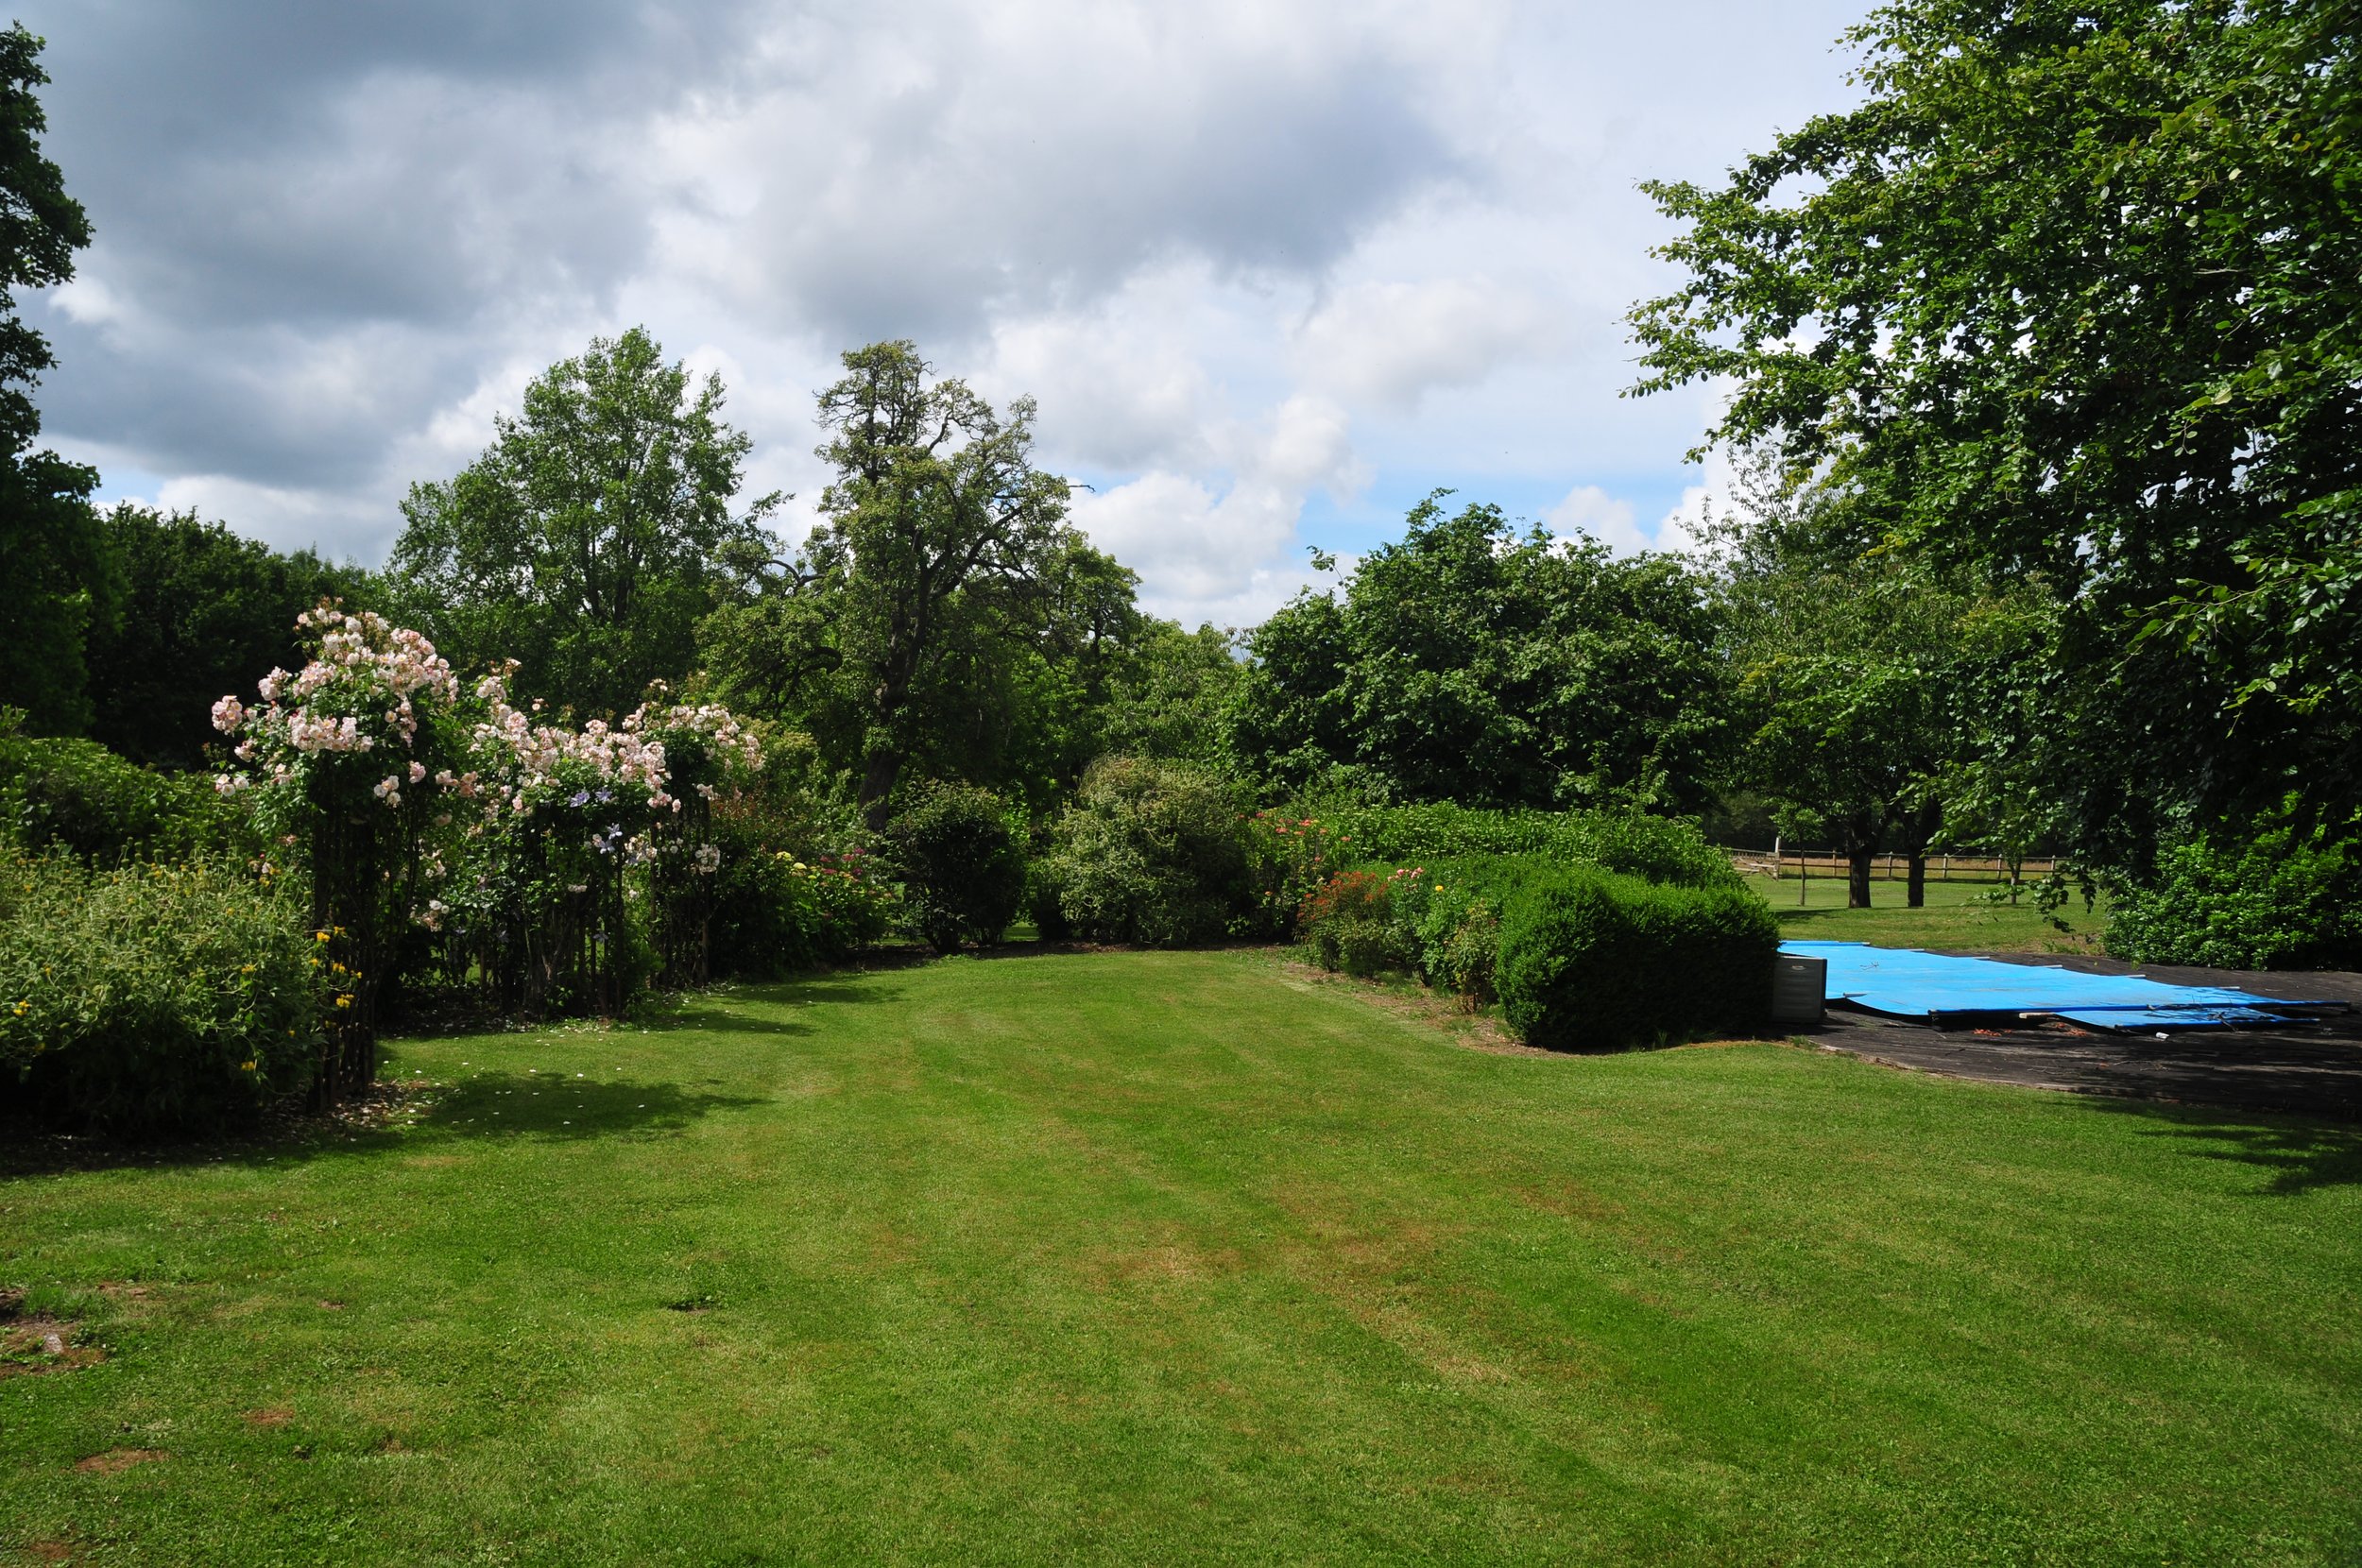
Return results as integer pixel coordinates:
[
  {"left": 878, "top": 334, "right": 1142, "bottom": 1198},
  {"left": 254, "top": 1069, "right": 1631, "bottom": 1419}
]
[
  {"left": 0, "top": 734, "right": 253, "bottom": 865},
  {"left": 2106, "top": 813, "right": 2361, "bottom": 970},
  {"left": 1313, "top": 802, "right": 1740, "bottom": 890},
  {"left": 1495, "top": 865, "right": 1778, "bottom": 1051}
]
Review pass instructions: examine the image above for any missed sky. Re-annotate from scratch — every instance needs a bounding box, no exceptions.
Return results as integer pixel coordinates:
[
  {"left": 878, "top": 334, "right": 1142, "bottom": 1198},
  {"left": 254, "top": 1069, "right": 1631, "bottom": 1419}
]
[{"left": 19, "top": 0, "right": 1869, "bottom": 628}]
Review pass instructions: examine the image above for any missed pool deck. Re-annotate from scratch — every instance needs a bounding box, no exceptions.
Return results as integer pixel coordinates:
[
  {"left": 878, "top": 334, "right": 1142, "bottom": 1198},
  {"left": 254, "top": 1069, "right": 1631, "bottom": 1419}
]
[{"left": 1798, "top": 953, "right": 2362, "bottom": 1121}]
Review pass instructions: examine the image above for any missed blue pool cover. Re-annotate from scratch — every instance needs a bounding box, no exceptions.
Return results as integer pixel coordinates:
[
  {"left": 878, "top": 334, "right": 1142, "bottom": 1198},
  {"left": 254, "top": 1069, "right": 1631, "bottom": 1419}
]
[{"left": 1779, "top": 941, "right": 2349, "bottom": 1031}]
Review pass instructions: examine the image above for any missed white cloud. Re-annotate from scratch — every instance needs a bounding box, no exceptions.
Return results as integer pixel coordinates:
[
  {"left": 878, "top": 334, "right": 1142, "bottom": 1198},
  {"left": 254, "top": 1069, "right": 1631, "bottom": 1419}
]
[
  {"left": 1545, "top": 483, "right": 1652, "bottom": 555},
  {"left": 1294, "top": 276, "right": 1557, "bottom": 410},
  {"left": 1071, "top": 391, "right": 1366, "bottom": 622}
]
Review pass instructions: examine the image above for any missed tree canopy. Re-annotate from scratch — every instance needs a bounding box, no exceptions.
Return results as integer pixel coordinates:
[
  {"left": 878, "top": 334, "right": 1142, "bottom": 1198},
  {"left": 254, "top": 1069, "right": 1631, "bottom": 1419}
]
[
  {"left": 1630, "top": 0, "right": 2362, "bottom": 848},
  {"left": 388, "top": 327, "right": 775, "bottom": 720},
  {"left": 84, "top": 505, "right": 362, "bottom": 770},
  {"left": 699, "top": 341, "right": 1134, "bottom": 821},
  {"left": 1225, "top": 495, "right": 1732, "bottom": 811},
  {"left": 0, "top": 23, "right": 112, "bottom": 735}
]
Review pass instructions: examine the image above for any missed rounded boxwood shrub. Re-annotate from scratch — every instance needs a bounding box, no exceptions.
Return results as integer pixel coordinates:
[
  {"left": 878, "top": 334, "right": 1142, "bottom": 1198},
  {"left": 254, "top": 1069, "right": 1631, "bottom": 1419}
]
[
  {"left": 885, "top": 782, "right": 1026, "bottom": 954},
  {"left": 1044, "top": 757, "right": 1248, "bottom": 946},
  {"left": 1496, "top": 867, "right": 1777, "bottom": 1051},
  {"left": 0, "top": 851, "right": 323, "bottom": 1133}
]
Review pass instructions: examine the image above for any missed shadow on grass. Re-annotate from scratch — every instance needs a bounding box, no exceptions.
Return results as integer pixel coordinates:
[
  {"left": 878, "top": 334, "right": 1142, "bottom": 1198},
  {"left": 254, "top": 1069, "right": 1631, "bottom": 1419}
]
[
  {"left": 0, "top": 1071, "right": 765, "bottom": 1180},
  {"left": 2082, "top": 1099, "right": 2362, "bottom": 1195},
  {"left": 419, "top": 1071, "right": 764, "bottom": 1140}
]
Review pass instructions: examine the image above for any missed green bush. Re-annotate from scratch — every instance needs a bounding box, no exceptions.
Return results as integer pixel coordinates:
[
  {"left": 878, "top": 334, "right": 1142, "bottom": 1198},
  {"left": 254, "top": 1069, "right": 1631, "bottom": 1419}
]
[
  {"left": 0, "top": 851, "right": 323, "bottom": 1133},
  {"left": 2105, "top": 813, "right": 2361, "bottom": 970},
  {"left": 0, "top": 733, "right": 251, "bottom": 864},
  {"left": 1398, "top": 858, "right": 1532, "bottom": 1007},
  {"left": 1298, "top": 868, "right": 1420, "bottom": 977},
  {"left": 1043, "top": 757, "right": 1248, "bottom": 946},
  {"left": 704, "top": 780, "right": 897, "bottom": 978},
  {"left": 1496, "top": 867, "right": 1778, "bottom": 1051},
  {"left": 886, "top": 783, "right": 1026, "bottom": 954},
  {"left": 1307, "top": 801, "right": 1740, "bottom": 890}
]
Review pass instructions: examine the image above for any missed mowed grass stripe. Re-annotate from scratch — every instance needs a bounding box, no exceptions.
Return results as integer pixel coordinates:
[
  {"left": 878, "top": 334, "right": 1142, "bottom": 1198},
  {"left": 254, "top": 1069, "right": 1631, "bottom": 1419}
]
[{"left": 2, "top": 949, "right": 2356, "bottom": 1565}]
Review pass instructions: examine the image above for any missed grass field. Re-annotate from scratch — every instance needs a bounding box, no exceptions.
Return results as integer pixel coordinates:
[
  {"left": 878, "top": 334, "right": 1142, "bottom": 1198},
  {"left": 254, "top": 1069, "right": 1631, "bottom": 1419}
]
[
  {"left": 5, "top": 950, "right": 2357, "bottom": 1565},
  {"left": 1742, "top": 870, "right": 2113, "bottom": 953}
]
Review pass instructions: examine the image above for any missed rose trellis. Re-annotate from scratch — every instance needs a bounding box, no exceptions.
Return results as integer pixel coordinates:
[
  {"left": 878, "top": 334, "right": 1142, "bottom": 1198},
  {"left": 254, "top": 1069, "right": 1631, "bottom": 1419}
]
[
  {"left": 214, "top": 605, "right": 473, "bottom": 1099},
  {"left": 215, "top": 605, "right": 765, "bottom": 1098},
  {"left": 629, "top": 690, "right": 763, "bottom": 988}
]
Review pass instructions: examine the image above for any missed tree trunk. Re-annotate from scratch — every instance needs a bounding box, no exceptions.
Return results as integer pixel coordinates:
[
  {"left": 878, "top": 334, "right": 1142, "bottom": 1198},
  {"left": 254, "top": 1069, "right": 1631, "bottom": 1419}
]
[
  {"left": 1895, "top": 799, "right": 1943, "bottom": 909},
  {"left": 1835, "top": 808, "right": 1887, "bottom": 910},
  {"left": 858, "top": 746, "right": 903, "bottom": 829}
]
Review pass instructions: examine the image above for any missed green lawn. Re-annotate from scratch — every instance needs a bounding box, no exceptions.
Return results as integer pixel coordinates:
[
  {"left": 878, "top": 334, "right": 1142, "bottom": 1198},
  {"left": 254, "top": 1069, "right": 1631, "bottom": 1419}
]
[
  {"left": 4, "top": 950, "right": 2357, "bottom": 1565},
  {"left": 1743, "top": 871, "right": 2113, "bottom": 953}
]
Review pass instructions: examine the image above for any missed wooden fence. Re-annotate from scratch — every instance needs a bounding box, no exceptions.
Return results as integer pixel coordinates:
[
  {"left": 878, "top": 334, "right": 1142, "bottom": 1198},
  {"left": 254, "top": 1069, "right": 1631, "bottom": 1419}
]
[{"left": 1728, "top": 850, "right": 2057, "bottom": 882}]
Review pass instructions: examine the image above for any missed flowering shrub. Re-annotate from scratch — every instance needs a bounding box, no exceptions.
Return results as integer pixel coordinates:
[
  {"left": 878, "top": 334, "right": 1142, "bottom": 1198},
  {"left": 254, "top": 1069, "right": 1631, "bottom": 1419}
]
[
  {"left": 0, "top": 848, "right": 323, "bottom": 1133},
  {"left": 1298, "top": 866, "right": 1423, "bottom": 977},
  {"left": 1242, "top": 810, "right": 1355, "bottom": 938},
  {"left": 211, "top": 605, "right": 475, "bottom": 1096}
]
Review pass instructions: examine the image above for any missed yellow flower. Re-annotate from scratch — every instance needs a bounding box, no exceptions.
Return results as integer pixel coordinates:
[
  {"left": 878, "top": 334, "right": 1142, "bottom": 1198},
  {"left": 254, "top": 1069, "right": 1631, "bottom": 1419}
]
[
  {"left": 316, "top": 930, "right": 332, "bottom": 944},
  {"left": 241, "top": 1060, "right": 257, "bottom": 1071},
  {"left": 334, "top": 995, "right": 352, "bottom": 1009},
  {"left": 240, "top": 963, "right": 257, "bottom": 975}
]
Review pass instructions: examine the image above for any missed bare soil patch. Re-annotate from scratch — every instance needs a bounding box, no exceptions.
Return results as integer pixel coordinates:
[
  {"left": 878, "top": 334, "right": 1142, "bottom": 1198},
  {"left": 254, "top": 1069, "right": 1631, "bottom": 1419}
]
[{"left": 73, "top": 1449, "right": 166, "bottom": 1475}]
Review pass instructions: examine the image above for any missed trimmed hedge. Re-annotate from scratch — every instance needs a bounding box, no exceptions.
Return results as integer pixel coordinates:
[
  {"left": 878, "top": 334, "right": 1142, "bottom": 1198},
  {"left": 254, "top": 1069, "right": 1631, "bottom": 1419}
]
[
  {"left": 1495, "top": 866, "right": 1778, "bottom": 1051},
  {"left": 1314, "top": 802, "right": 1740, "bottom": 890}
]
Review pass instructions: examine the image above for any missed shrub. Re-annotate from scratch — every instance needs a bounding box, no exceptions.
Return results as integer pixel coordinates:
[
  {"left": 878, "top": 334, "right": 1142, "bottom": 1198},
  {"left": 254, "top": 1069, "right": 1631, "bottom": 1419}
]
[
  {"left": 1403, "top": 859, "right": 1528, "bottom": 1007},
  {"left": 2106, "top": 812, "right": 2361, "bottom": 970},
  {"left": 885, "top": 783, "right": 1026, "bottom": 954},
  {"left": 1043, "top": 757, "right": 1248, "bottom": 946},
  {"left": 0, "top": 732, "right": 250, "bottom": 864},
  {"left": 1299, "top": 867, "right": 1422, "bottom": 977},
  {"left": 1241, "top": 809, "right": 1354, "bottom": 938},
  {"left": 1496, "top": 867, "right": 1777, "bottom": 1051},
  {"left": 0, "top": 851, "right": 323, "bottom": 1133}
]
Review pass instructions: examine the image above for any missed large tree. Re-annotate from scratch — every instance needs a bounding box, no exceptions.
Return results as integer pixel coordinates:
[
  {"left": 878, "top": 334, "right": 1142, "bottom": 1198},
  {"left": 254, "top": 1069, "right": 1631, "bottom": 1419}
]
[
  {"left": 388, "top": 327, "right": 774, "bottom": 719},
  {"left": 1630, "top": 0, "right": 2362, "bottom": 854},
  {"left": 700, "top": 341, "right": 1114, "bottom": 821},
  {"left": 1723, "top": 554, "right": 1976, "bottom": 908},
  {"left": 1225, "top": 495, "right": 1732, "bottom": 811},
  {"left": 0, "top": 24, "right": 116, "bottom": 735}
]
